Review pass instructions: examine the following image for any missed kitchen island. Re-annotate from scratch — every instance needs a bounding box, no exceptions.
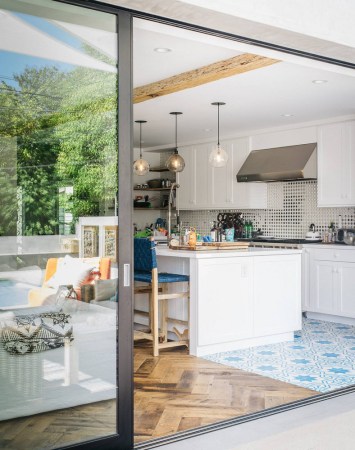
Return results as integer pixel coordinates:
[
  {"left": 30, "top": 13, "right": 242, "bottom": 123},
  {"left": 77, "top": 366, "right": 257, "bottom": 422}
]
[{"left": 155, "top": 247, "right": 302, "bottom": 356}]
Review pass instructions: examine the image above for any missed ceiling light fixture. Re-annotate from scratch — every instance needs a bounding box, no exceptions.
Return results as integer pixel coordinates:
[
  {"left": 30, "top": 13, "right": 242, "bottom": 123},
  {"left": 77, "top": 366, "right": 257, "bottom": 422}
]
[
  {"left": 133, "top": 120, "right": 150, "bottom": 176},
  {"left": 282, "top": 113, "right": 293, "bottom": 117},
  {"left": 154, "top": 47, "right": 172, "bottom": 53},
  {"left": 312, "top": 79, "right": 328, "bottom": 84},
  {"left": 209, "top": 102, "right": 228, "bottom": 168},
  {"left": 166, "top": 112, "right": 185, "bottom": 173}
]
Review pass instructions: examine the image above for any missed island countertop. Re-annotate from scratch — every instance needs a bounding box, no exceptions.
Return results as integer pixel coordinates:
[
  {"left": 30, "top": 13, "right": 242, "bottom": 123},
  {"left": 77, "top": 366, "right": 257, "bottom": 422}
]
[{"left": 156, "top": 246, "right": 302, "bottom": 259}]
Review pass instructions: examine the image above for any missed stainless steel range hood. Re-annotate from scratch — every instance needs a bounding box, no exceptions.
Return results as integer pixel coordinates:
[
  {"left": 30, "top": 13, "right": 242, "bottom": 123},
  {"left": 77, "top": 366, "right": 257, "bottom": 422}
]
[{"left": 237, "top": 143, "right": 317, "bottom": 182}]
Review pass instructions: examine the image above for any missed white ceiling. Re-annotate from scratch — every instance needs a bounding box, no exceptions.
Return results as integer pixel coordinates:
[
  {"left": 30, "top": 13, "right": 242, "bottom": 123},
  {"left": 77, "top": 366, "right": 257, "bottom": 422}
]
[{"left": 133, "top": 19, "right": 355, "bottom": 150}]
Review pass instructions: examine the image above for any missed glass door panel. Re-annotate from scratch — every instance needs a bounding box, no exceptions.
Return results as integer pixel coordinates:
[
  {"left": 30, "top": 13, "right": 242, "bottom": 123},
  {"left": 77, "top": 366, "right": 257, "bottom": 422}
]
[{"left": 0, "top": 1, "right": 123, "bottom": 448}]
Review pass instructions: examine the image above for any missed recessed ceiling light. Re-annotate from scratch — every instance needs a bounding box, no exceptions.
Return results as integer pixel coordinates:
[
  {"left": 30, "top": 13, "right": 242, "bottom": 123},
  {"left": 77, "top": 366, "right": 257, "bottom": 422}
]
[
  {"left": 282, "top": 113, "right": 293, "bottom": 117},
  {"left": 204, "top": 128, "right": 212, "bottom": 132},
  {"left": 154, "top": 47, "right": 172, "bottom": 53},
  {"left": 312, "top": 79, "right": 328, "bottom": 84}
]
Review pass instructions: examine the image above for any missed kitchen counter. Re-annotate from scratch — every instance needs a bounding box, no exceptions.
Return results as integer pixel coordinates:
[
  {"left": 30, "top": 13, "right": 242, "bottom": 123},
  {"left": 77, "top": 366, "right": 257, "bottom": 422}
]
[
  {"left": 153, "top": 246, "right": 302, "bottom": 356},
  {"left": 156, "top": 246, "right": 302, "bottom": 258}
]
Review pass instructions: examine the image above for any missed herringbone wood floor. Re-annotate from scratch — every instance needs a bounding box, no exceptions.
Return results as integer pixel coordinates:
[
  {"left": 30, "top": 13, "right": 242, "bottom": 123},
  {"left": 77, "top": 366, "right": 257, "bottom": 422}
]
[{"left": 0, "top": 342, "right": 317, "bottom": 449}]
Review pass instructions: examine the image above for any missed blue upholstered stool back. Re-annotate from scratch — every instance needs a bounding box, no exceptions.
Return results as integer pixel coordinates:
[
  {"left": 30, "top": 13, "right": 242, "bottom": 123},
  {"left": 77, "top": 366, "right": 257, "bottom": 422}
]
[{"left": 134, "top": 238, "right": 158, "bottom": 272}]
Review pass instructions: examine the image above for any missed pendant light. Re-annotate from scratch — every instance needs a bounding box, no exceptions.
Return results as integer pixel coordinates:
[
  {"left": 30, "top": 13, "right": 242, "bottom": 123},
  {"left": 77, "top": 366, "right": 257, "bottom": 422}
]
[
  {"left": 133, "top": 120, "right": 150, "bottom": 176},
  {"left": 166, "top": 112, "right": 185, "bottom": 173},
  {"left": 209, "top": 102, "right": 228, "bottom": 168}
]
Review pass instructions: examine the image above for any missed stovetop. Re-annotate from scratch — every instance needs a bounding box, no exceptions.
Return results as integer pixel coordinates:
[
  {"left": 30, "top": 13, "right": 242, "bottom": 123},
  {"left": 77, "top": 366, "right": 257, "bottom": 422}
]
[
  {"left": 239, "top": 237, "right": 346, "bottom": 245},
  {"left": 252, "top": 238, "right": 321, "bottom": 244}
]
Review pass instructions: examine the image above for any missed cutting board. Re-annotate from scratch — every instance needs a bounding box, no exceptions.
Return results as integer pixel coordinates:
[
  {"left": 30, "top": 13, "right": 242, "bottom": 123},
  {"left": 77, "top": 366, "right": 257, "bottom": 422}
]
[{"left": 169, "top": 242, "right": 250, "bottom": 251}]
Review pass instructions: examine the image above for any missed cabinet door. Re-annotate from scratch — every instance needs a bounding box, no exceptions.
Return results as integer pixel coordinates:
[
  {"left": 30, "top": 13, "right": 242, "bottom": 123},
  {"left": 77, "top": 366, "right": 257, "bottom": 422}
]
[
  {"left": 176, "top": 146, "right": 195, "bottom": 209},
  {"left": 197, "top": 258, "right": 253, "bottom": 346},
  {"left": 336, "top": 262, "right": 355, "bottom": 318},
  {"left": 302, "top": 248, "right": 311, "bottom": 311},
  {"left": 309, "top": 258, "right": 336, "bottom": 314},
  {"left": 317, "top": 121, "right": 355, "bottom": 206},
  {"left": 209, "top": 141, "right": 234, "bottom": 208},
  {"left": 195, "top": 144, "right": 211, "bottom": 208},
  {"left": 253, "top": 255, "right": 301, "bottom": 336},
  {"left": 233, "top": 137, "right": 267, "bottom": 209}
]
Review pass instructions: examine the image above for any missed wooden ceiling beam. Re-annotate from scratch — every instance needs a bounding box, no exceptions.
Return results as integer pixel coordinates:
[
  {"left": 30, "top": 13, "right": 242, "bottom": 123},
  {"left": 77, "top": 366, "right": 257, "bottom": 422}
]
[{"left": 133, "top": 53, "right": 279, "bottom": 104}]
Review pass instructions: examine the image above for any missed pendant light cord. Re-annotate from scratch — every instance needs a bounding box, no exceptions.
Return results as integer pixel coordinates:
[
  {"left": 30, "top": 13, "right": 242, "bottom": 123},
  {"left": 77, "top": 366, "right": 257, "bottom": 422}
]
[
  {"left": 217, "top": 103, "right": 220, "bottom": 147},
  {"left": 175, "top": 113, "right": 178, "bottom": 153},
  {"left": 139, "top": 122, "right": 142, "bottom": 159}
]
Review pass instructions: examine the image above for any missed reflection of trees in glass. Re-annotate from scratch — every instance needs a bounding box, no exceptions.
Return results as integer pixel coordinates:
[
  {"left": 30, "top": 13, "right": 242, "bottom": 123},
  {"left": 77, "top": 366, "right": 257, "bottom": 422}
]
[
  {"left": 0, "top": 55, "right": 117, "bottom": 236},
  {"left": 0, "top": 137, "right": 17, "bottom": 236},
  {"left": 55, "top": 64, "right": 117, "bottom": 222},
  {"left": 0, "top": 67, "right": 64, "bottom": 235}
]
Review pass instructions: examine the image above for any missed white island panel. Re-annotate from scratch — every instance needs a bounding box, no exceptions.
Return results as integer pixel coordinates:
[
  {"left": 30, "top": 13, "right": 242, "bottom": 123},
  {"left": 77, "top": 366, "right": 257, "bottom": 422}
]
[
  {"left": 197, "top": 258, "right": 253, "bottom": 346},
  {"left": 155, "top": 247, "right": 302, "bottom": 356}
]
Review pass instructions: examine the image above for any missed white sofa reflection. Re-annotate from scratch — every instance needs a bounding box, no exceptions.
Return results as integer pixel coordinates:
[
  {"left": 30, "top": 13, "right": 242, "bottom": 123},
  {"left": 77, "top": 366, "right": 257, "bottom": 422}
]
[{"left": 0, "top": 300, "right": 117, "bottom": 421}]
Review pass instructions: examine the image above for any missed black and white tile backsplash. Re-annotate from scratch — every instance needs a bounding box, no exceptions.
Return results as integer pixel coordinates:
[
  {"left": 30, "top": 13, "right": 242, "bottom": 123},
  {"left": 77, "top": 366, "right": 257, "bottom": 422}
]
[{"left": 179, "top": 181, "right": 355, "bottom": 238}]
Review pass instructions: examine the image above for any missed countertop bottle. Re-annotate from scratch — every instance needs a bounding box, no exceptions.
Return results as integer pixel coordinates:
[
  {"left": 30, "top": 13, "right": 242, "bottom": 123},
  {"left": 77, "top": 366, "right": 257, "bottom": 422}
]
[{"left": 210, "top": 221, "right": 217, "bottom": 242}]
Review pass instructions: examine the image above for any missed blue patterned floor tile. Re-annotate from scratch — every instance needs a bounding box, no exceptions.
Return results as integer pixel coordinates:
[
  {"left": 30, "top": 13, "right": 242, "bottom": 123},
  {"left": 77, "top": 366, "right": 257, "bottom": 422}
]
[{"left": 203, "top": 319, "right": 355, "bottom": 393}]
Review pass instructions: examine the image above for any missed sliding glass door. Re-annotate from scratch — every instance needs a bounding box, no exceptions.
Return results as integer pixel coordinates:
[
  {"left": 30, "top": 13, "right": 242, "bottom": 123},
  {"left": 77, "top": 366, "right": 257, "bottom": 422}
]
[{"left": 0, "top": 1, "right": 132, "bottom": 449}]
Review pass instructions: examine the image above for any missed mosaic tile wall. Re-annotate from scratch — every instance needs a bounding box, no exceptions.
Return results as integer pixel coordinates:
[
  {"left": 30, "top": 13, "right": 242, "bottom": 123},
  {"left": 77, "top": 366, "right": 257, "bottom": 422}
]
[{"left": 179, "top": 181, "right": 355, "bottom": 239}]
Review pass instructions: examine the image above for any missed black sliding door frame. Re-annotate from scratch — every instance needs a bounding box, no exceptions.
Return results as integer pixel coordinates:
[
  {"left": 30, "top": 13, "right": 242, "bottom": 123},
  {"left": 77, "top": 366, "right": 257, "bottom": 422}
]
[
  {"left": 52, "top": 1, "right": 134, "bottom": 449},
  {"left": 52, "top": 1, "right": 355, "bottom": 450}
]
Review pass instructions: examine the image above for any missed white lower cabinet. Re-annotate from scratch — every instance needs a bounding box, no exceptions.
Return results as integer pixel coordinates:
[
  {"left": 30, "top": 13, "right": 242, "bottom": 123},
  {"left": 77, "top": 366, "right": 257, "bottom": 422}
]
[
  {"left": 253, "top": 255, "right": 301, "bottom": 336},
  {"left": 337, "top": 262, "right": 355, "bottom": 317},
  {"left": 197, "top": 258, "right": 253, "bottom": 346},
  {"left": 306, "top": 247, "right": 355, "bottom": 318},
  {"left": 197, "top": 254, "right": 301, "bottom": 348},
  {"left": 309, "top": 259, "right": 337, "bottom": 314}
]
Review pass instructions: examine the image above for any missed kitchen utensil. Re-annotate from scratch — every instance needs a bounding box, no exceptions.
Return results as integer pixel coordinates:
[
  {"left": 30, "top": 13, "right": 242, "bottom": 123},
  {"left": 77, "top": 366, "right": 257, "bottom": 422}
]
[
  {"left": 306, "top": 224, "right": 321, "bottom": 240},
  {"left": 343, "top": 230, "right": 355, "bottom": 245},
  {"left": 147, "top": 179, "right": 162, "bottom": 188}
]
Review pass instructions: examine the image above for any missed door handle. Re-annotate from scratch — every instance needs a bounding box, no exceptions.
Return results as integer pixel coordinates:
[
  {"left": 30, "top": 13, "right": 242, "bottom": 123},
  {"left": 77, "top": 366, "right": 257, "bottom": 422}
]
[{"left": 123, "top": 264, "right": 130, "bottom": 287}]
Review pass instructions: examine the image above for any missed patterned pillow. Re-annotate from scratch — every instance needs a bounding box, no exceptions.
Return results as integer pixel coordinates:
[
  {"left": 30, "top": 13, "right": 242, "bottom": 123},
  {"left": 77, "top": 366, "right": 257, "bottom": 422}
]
[{"left": 1, "top": 312, "right": 73, "bottom": 355}]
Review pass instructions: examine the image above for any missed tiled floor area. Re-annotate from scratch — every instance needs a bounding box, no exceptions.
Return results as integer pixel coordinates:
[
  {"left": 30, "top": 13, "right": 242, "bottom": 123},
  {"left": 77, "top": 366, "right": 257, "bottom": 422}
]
[{"left": 204, "top": 319, "right": 355, "bottom": 393}]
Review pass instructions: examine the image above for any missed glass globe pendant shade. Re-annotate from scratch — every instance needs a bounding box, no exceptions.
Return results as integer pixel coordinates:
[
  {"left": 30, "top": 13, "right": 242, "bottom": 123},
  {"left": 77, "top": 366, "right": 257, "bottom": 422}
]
[
  {"left": 133, "top": 119, "right": 149, "bottom": 175},
  {"left": 209, "top": 144, "right": 228, "bottom": 168},
  {"left": 133, "top": 158, "right": 150, "bottom": 176},
  {"left": 166, "top": 151, "right": 185, "bottom": 173},
  {"left": 209, "top": 101, "right": 227, "bottom": 168}
]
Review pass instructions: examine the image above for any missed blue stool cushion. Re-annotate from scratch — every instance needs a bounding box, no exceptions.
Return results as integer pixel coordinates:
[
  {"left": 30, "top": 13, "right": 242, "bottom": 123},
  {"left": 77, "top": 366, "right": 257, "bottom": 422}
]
[
  {"left": 134, "top": 270, "right": 189, "bottom": 284},
  {"left": 158, "top": 272, "right": 189, "bottom": 283},
  {"left": 134, "top": 270, "right": 153, "bottom": 283}
]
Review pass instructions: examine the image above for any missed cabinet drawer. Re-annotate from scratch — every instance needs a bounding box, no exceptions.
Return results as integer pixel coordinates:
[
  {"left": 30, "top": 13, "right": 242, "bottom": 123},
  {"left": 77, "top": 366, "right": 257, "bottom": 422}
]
[{"left": 311, "top": 248, "right": 355, "bottom": 263}]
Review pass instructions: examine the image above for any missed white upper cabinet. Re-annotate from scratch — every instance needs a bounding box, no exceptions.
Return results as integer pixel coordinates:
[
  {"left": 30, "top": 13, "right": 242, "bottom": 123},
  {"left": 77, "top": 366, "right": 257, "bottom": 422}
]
[
  {"left": 233, "top": 137, "right": 267, "bottom": 209},
  {"left": 177, "top": 145, "right": 211, "bottom": 210},
  {"left": 176, "top": 146, "right": 195, "bottom": 209},
  {"left": 317, "top": 121, "right": 355, "bottom": 206},
  {"left": 177, "top": 138, "right": 267, "bottom": 210}
]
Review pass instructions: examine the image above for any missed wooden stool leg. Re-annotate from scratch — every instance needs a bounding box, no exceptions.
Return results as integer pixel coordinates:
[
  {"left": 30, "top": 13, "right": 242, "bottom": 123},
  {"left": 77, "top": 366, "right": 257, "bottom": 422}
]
[
  {"left": 148, "top": 292, "right": 153, "bottom": 332},
  {"left": 152, "top": 270, "right": 159, "bottom": 357},
  {"left": 161, "top": 284, "right": 169, "bottom": 344}
]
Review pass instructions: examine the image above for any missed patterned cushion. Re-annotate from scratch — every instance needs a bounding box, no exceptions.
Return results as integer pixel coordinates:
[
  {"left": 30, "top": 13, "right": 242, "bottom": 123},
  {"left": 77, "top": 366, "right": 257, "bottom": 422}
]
[{"left": 1, "top": 312, "right": 73, "bottom": 355}]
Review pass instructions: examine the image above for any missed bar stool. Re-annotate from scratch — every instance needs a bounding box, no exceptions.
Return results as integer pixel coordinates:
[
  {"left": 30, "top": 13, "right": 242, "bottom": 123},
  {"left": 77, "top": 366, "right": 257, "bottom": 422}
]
[{"left": 133, "top": 237, "right": 189, "bottom": 356}]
